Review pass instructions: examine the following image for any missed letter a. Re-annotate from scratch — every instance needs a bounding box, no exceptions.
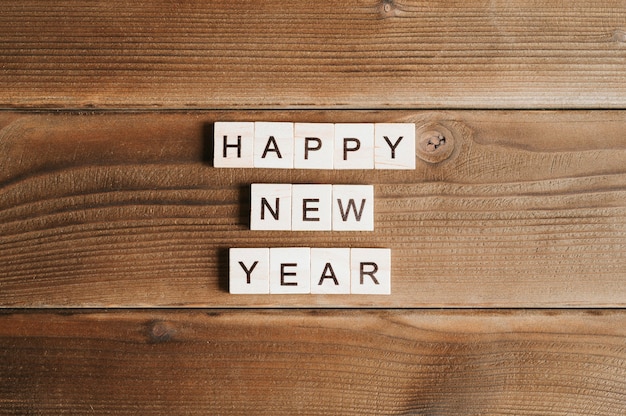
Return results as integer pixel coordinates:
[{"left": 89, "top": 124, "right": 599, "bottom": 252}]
[{"left": 318, "top": 263, "right": 340, "bottom": 286}]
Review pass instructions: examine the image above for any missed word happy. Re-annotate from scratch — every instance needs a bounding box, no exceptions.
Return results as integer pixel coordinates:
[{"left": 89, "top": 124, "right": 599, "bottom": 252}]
[{"left": 214, "top": 121, "right": 416, "bottom": 169}]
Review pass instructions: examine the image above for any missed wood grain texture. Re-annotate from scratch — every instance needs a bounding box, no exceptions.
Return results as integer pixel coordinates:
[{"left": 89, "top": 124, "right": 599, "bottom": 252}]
[
  {"left": 1, "top": 0, "right": 625, "bottom": 109},
  {"left": 1, "top": 110, "right": 625, "bottom": 307},
  {"left": 1, "top": 309, "right": 625, "bottom": 415}
]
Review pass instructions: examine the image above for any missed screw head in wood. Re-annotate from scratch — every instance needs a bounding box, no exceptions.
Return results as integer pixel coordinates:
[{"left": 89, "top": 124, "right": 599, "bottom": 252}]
[{"left": 416, "top": 125, "right": 455, "bottom": 163}]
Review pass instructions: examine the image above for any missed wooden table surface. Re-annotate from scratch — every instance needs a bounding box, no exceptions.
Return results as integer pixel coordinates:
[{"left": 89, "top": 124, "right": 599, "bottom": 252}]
[{"left": 1, "top": 1, "right": 625, "bottom": 414}]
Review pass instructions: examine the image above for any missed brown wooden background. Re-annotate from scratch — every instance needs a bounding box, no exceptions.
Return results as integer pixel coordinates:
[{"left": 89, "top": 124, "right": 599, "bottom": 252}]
[{"left": 1, "top": 0, "right": 626, "bottom": 414}]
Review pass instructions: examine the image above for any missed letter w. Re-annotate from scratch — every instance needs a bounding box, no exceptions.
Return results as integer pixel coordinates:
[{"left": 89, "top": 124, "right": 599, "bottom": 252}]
[{"left": 337, "top": 198, "right": 366, "bottom": 222}]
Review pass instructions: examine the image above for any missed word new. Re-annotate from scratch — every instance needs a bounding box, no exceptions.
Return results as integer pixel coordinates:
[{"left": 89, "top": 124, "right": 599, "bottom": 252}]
[
  {"left": 251, "top": 183, "right": 373, "bottom": 231},
  {"left": 214, "top": 121, "right": 416, "bottom": 169},
  {"left": 230, "top": 247, "right": 391, "bottom": 295}
]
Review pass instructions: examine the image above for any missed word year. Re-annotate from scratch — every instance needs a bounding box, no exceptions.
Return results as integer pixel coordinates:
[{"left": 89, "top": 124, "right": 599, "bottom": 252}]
[{"left": 230, "top": 247, "right": 391, "bottom": 295}]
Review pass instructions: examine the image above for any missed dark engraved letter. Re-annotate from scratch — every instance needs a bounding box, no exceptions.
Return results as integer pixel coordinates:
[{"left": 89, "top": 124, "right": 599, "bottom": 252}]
[
  {"left": 262, "top": 136, "right": 283, "bottom": 159},
  {"left": 337, "top": 198, "right": 366, "bottom": 222},
  {"left": 261, "top": 197, "right": 280, "bottom": 220},
  {"left": 360, "top": 262, "right": 379, "bottom": 285},
  {"left": 318, "top": 263, "right": 339, "bottom": 286},
  {"left": 343, "top": 138, "right": 361, "bottom": 160},
  {"left": 383, "top": 135, "right": 403, "bottom": 159},
  {"left": 304, "top": 137, "right": 322, "bottom": 160},
  {"left": 280, "top": 263, "right": 298, "bottom": 286},
  {"left": 223, "top": 135, "right": 242, "bottom": 158},
  {"left": 238, "top": 261, "right": 259, "bottom": 284},
  {"left": 302, "top": 198, "right": 320, "bottom": 221}
]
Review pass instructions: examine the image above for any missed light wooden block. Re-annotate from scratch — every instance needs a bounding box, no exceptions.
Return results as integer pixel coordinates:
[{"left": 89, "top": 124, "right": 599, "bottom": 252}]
[
  {"left": 310, "top": 248, "right": 351, "bottom": 294},
  {"left": 350, "top": 248, "right": 391, "bottom": 295},
  {"left": 213, "top": 121, "right": 255, "bottom": 167},
  {"left": 229, "top": 248, "right": 270, "bottom": 294},
  {"left": 333, "top": 123, "right": 374, "bottom": 169},
  {"left": 332, "top": 185, "right": 374, "bottom": 231},
  {"left": 250, "top": 183, "right": 292, "bottom": 230},
  {"left": 291, "top": 184, "right": 333, "bottom": 231},
  {"left": 269, "top": 247, "right": 311, "bottom": 294},
  {"left": 254, "top": 122, "right": 294, "bottom": 169},
  {"left": 294, "top": 123, "right": 335, "bottom": 169},
  {"left": 375, "top": 123, "right": 416, "bottom": 169}
]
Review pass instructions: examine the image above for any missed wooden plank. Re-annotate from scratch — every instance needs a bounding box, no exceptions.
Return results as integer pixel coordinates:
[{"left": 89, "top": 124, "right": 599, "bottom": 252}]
[
  {"left": 1, "top": 309, "right": 625, "bottom": 415},
  {"left": 1, "top": 110, "right": 625, "bottom": 307},
  {"left": 1, "top": 0, "right": 625, "bottom": 109}
]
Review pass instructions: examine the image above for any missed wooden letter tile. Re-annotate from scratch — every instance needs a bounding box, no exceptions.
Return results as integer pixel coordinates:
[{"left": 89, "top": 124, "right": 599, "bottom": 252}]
[
  {"left": 350, "top": 248, "right": 391, "bottom": 295},
  {"left": 213, "top": 121, "right": 255, "bottom": 167},
  {"left": 254, "top": 122, "right": 294, "bottom": 169},
  {"left": 332, "top": 185, "right": 374, "bottom": 231},
  {"left": 374, "top": 123, "right": 416, "bottom": 169},
  {"left": 229, "top": 248, "right": 270, "bottom": 294},
  {"left": 310, "top": 248, "right": 351, "bottom": 294},
  {"left": 250, "top": 183, "right": 292, "bottom": 230},
  {"left": 291, "top": 184, "right": 333, "bottom": 231},
  {"left": 294, "top": 123, "right": 335, "bottom": 169},
  {"left": 333, "top": 123, "right": 374, "bottom": 169},
  {"left": 270, "top": 247, "right": 311, "bottom": 294}
]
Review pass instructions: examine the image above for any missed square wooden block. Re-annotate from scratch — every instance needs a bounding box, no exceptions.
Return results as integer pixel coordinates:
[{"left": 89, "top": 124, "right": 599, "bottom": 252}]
[
  {"left": 350, "top": 248, "right": 391, "bottom": 295},
  {"left": 229, "top": 248, "right": 270, "bottom": 294},
  {"left": 334, "top": 123, "right": 374, "bottom": 169},
  {"left": 250, "top": 183, "right": 292, "bottom": 230},
  {"left": 291, "top": 184, "right": 333, "bottom": 231},
  {"left": 254, "top": 122, "right": 294, "bottom": 169},
  {"left": 375, "top": 123, "right": 416, "bottom": 169},
  {"left": 310, "top": 248, "right": 351, "bottom": 294},
  {"left": 332, "top": 185, "right": 374, "bottom": 231},
  {"left": 213, "top": 121, "right": 255, "bottom": 167},
  {"left": 294, "top": 123, "right": 335, "bottom": 169},
  {"left": 270, "top": 247, "right": 311, "bottom": 294}
]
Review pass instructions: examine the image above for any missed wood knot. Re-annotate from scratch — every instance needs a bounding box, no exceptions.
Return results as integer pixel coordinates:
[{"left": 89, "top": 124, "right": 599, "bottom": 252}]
[
  {"left": 147, "top": 320, "right": 176, "bottom": 344},
  {"left": 613, "top": 29, "right": 626, "bottom": 44},
  {"left": 380, "top": 0, "right": 397, "bottom": 17},
  {"left": 416, "top": 124, "right": 457, "bottom": 164}
]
